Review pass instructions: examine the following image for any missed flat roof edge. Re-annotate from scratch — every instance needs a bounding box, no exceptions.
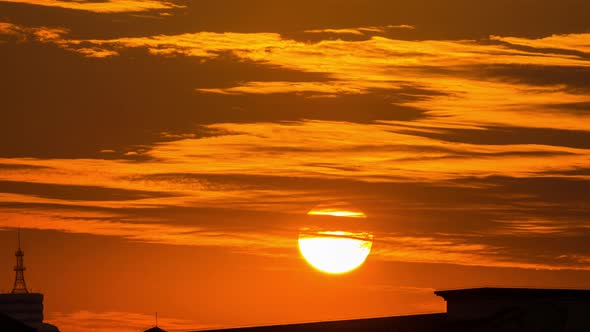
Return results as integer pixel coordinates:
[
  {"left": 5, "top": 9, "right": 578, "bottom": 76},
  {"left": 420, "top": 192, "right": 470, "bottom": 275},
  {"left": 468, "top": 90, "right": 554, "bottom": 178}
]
[{"left": 435, "top": 287, "right": 590, "bottom": 299}]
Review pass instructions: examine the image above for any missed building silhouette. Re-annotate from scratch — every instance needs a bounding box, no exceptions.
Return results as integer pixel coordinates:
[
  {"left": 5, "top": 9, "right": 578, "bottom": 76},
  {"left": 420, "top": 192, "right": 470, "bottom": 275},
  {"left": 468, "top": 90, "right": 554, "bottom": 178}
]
[
  {"left": 0, "top": 231, "right": 60, "bottom": 332},
  {"left": 0, "top": 311, "right": 36, "bottom": 332},
  {"left": 194, "top": 287, "right": 590, "bottom": 332},
  {"left": 436, "top": 287, "right": 590, "bottom": 331}
]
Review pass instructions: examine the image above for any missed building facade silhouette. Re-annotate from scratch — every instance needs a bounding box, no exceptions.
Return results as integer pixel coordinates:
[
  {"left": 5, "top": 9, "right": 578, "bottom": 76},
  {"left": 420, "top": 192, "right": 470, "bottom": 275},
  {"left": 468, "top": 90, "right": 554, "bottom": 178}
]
[{"left": 0, "top": 231, "right": 60, "bottom": 332}]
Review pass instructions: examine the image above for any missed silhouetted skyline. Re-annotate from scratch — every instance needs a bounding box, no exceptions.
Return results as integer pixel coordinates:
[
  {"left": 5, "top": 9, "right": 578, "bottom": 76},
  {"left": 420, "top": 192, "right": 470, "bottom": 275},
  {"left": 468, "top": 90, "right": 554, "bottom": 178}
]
[{"left": 1, "top": 232, "right": 59, "bottom": 331}]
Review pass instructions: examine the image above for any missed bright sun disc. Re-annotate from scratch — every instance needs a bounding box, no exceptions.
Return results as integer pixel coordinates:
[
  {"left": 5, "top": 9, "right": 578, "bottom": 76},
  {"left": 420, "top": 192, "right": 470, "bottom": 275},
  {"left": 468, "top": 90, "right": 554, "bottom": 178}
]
[
  {"left": 298, "top": 234, "right": 372, "bottom": 274},
  {"left": 299, "top": 205, "right": 374, "bottom": 274}
]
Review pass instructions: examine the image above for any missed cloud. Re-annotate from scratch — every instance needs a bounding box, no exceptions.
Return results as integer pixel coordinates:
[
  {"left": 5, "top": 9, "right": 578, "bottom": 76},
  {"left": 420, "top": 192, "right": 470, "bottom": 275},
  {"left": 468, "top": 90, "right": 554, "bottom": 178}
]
[
  {"left": 0, "top": 180, "right": 176, "bottom": 201},
  {"left": 0, "top": 21, "right": 68, "bottom": 41},
  {"left": 1, "top": 21, "right": 590, "bottom": 273},
  {"left": 0, "top": 209, "right": 293, "bottom": 252},
  {"left": 145, "top": 121, "right": 590, "bottom": 181},
  {"left": 197, "top": 81, "right": 367, "bottom": 96},
  {"left": 0, "top": 117, "right": 588, "bottom": 209},
  {"left": 2, "top": 162, "right": 590, "bottom": 271},
  {"left": 374, "top": 231, "right": 590, "bottom": 271},
  {"left": 13, "top": 24, "right": 582, "bottom": 133},
  {"left": 3, "top": 22, "right": 590, "bottom": 132},
  {"left": 0, "top": 0, "right": 183, "bottom": 13},
  {"left": 0, "top": 163, "right": 50, "bottom": 170},
  {"left": 492, "top": 33, "right": 590, "bottom": 54},
  {"left": 304, "top": 25, "right": 415, "bottom": 36},
  {"left": 4, "top": 201, "right": 590, "bottom": 271}
]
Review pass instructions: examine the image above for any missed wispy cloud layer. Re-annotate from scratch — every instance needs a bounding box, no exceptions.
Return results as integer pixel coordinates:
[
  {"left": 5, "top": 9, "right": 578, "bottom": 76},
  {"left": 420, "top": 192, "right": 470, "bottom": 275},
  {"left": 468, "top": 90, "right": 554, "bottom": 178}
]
[
  {"left": 304, "top": 25, "right": 415, "bottom": 36},
  {"left": 492, "top": 33, "right": 590, "bottom": 54},
  {"left": 1, "top": 20, "right": 590, "bottom": 274},
  {"left": 4, "top": 21, "right": 588, "bottom": 132},
  {"left": 0, "top": 0, "right": 182, "bottom": 13}
]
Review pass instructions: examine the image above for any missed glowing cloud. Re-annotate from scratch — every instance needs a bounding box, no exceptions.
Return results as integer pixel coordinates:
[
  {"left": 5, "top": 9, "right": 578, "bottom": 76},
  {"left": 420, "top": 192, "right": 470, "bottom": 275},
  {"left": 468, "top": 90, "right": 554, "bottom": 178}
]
[
  {"left": 0, "top": 0, "right": 183, "bottom": 13},
  {"left": 1, "top": 22, "right": 590, "bottom": 273},
  {"left": 491, "top": 33, "right": 590, "bottom": 54},
  {"left": 307, "top": 209, "right": 366, "bottom": 218},
  {"left": 304, "top": 25, "right": 415, "bottom": 36}
]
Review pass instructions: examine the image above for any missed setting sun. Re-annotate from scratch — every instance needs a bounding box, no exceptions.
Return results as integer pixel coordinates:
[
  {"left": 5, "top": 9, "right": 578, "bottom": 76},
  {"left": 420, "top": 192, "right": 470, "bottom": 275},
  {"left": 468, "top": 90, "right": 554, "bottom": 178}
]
[
  {"left": 298, "top": 231, "right": 373, "bottom": 274},
  {"left": 299, "top": 206, "right": 373, "bottom": 274}
]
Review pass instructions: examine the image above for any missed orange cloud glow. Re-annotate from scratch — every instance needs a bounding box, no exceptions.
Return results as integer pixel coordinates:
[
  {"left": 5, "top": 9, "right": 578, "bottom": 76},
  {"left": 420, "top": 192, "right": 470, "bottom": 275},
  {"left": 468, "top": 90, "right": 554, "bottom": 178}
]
[
  {"left": 492, "top": 33, "right": 590, "bottom": 54},
  {"left": 0, "top": 209, "right": 293, "bottom": 252},
  {"left": 304, "top": 25, "right": 415, "bottom": 36},
  {"left": 0, "top": 0, "right": 183, "bottom": 13},
  {"left": 1, "top": 21, "right": 590, "bottom": 275},
  {"left": 307, "top": 210, "right": 367, "bottom": 218}
]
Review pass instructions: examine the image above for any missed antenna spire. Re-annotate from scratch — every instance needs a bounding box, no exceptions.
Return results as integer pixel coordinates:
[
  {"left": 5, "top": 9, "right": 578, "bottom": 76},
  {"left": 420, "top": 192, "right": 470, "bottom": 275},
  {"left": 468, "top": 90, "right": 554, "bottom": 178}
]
[{"left": 12, "top": 229, "right": 29, "bottom": 294}]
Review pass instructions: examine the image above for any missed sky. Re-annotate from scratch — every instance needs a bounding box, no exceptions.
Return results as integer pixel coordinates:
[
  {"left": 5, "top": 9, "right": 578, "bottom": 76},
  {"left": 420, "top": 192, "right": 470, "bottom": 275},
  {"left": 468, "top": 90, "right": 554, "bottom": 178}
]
[{"left": 1, "top": 0, "right": 590, "bottom": 331}]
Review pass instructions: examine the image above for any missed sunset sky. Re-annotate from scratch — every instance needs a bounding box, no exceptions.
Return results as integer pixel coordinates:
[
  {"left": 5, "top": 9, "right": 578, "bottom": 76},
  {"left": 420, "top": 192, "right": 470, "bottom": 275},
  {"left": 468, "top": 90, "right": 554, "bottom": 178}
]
[{"left": 1, "top": 1, "right": 590, "bottom": 331}]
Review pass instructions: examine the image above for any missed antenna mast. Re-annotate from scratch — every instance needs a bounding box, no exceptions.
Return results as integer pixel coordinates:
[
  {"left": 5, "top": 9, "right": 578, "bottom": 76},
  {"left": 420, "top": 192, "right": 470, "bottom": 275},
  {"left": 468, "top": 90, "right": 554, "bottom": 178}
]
[{"left": 12, "top": 229, "right": 29, "bottom": 294}]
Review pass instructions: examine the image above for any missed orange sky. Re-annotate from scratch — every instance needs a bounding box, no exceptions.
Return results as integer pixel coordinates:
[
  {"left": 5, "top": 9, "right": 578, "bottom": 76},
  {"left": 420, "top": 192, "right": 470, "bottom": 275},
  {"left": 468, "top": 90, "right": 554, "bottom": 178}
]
[{"left": 1, "top": 1, "right": 590, "bottom": 331}]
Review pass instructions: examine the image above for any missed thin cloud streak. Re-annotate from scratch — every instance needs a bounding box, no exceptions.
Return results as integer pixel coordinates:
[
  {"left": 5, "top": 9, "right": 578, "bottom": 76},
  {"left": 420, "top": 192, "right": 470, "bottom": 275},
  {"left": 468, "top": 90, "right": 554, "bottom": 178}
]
[
  {"left": 492, "top": 33, "right": 590, "bottom": 54},
  {"left": 0, "top": 210, "right": 293, "bottom": 251},
  {"left": 2, "top": 209, "right": 588, "bottom": 271},
  {"left": 375, "top": 233, "right": 590, "bottom": 271},
  {"left": 2, "top": 119, "right": 588, "bottom": 186},
  {"left": 304, "top": 25, "right": 415, "bottom": 36},
  {"left": 0, "top": 0, "right": 183, "bottom": 13}
]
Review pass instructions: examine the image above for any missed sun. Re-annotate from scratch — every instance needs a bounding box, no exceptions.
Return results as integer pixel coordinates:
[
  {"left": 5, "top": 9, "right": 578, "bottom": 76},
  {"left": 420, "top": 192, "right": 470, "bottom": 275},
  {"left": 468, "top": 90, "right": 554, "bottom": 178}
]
[
  {"left": 298, "top": 205, "right": 373, "bottom": 274},
  {"left": 298, "top": 231, "right": 373, "bottom": 274}
]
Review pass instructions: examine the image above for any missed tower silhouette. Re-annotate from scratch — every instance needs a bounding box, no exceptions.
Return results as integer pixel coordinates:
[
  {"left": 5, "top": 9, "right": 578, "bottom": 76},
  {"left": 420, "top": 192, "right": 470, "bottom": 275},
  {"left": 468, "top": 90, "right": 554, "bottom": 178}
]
[{"left": 11, "top": 230, "right": 28, "bottom": 294}]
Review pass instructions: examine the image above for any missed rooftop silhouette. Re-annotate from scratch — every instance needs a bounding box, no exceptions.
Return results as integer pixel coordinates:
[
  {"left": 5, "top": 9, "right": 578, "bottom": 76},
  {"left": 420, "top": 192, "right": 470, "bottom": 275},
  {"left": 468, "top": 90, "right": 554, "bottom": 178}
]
[{"left": 194, "top": 287, "right": 590, "bottom": 332}]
